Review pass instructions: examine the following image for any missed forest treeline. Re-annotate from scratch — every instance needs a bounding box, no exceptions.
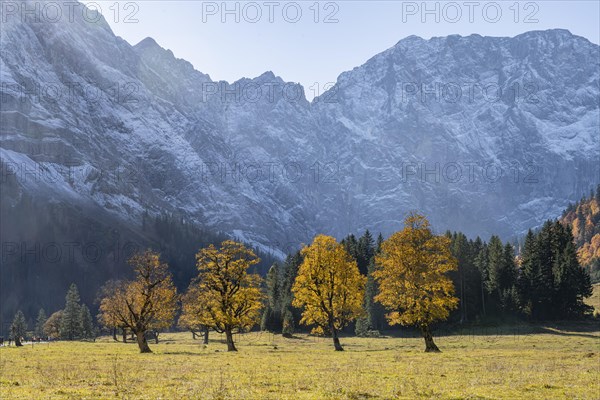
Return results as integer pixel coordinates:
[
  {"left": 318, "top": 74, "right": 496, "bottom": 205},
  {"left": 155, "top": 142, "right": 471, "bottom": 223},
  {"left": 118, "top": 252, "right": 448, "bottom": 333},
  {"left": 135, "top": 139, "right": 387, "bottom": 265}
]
[{"left": 260, "top": 218, "right": 593, "bottom": 336}]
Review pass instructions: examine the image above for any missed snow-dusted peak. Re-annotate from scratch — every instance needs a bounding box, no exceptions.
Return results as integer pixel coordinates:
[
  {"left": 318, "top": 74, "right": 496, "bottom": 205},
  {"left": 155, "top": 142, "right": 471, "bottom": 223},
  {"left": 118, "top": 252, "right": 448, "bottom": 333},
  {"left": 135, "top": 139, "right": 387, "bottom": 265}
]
[{"left": 135, "top": 37, "right": 161, "bottom": 49}]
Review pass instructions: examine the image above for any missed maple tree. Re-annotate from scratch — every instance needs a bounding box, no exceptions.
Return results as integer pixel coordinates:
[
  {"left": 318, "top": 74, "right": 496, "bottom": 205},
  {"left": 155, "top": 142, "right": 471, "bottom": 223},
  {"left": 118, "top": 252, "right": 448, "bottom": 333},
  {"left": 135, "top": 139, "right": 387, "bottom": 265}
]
[
  {"left": 374, "top": 213, "right": 458, "bottom": 352},
  {"left": 191, "top": 240, "right": 264, "bottom": 351},
  {"left": 292, "top": 235, "right": 365, "bottom": 351},
  {"left": 99, "top": 250, "right": 178, "bottom": 353}
]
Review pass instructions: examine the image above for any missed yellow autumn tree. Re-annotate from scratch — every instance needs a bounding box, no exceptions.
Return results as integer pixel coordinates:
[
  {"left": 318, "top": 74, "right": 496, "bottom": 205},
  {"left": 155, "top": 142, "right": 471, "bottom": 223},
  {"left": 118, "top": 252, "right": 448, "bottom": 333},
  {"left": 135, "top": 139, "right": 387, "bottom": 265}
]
[
  {"left": 179, "top": 283, "right": 211, "bottom": 344},
  {"left": 99, "top": 250, "right": 178, "bottom": 353},
  {"left": 374, "top": 213, "right": 458, "bottom": 352},
  {"left": 192, "top": 240, "right": 263, "bottom": 351},
  {"left": 97, "top": 280, "right": 127, "bottom": 342},
  {"left": 292, "top": 234, "right": 366, "bottom": 351}
]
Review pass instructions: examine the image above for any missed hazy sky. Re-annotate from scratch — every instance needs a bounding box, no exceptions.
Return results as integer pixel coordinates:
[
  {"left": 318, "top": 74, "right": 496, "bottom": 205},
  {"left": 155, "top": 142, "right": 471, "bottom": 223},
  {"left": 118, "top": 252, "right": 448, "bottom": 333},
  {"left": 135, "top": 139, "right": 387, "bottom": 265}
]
[{"left": 85, "top": 1, "right": 600, "bottom": 99}]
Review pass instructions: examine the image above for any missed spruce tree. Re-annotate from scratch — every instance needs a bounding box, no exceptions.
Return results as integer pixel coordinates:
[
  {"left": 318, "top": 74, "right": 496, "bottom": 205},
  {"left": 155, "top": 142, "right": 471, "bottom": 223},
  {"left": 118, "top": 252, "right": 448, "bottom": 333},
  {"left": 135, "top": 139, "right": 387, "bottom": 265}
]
[
  {"left": 261, "top": 264, "right": 281, "bottom": 331},
  {"left": 485, "top": 236, "right": 518, "bottom": 314},
  {"left": 281, "top": 308, "right": 295, "bottom": 337},
  {"left": 502, "top": 243, "right": 518, "bottom": 294},
  {"left": 376, "top": 233, "right": 384, "bottom": 253},
  {"left": 354, "top": 315, "right": 370, "bottom": 337},
  {"left": 449, "top": 232, "right": 470, "bottom": 322},
  {"left": 485, "top": 236, "right": 504, "bottom": 307},
  {"left": 474, "top": 241, "right": 489, "bottom": 317},
  {"left": 363, "top": 260, "right": 377, "bottom": 329},
  {"left": 60, "top": 283, "right": 82, "bottom": 340},
  {"left": 260, "top": 306, "right": 272, "bottom": 331},
  {"left": 535, "top": 222, "right": 557, "bottom": 318},
  {"left": 34, "top": 308, "right": 47, "bottom": 338},
  {"left": 11, "top": 310, "right": 27, "bottom": 346},
  {"left": 342, "top": 234, "right": 359, "bottom": 265},
  {"left": 518, "top": 230, "right": 542, "bottom": 318},
  {"left": 266, "top": 264, "right": 281, "bottom": 313},
  {"left": 79, "top": 304, "right": 95, "bottom": 340},
  {"left": 356, "top": 230, "right": 375, "bottom": 275},
  {"left": 279, "top": 252, "right": 302, "bottom": 331},
  {"left": 469, "top": 237, "right": 485, "bottom": 318},
  {"left": 358, "top": 259, "right": 385, "bottom": 333},
  {"left": 468, "top": 238, "right": 485, "bottom": 318},
  {"left": 553, "top": 231, "right": 593, "bottom": 317}
]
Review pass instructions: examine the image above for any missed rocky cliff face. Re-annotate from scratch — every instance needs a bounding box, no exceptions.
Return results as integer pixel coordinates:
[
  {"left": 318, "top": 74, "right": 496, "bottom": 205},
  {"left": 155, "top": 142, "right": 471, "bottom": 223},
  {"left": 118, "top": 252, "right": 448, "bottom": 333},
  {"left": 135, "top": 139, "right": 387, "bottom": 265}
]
[
  {"left": 311, "top": 30, "right": 599, "bottom": 240},
  {"left": 2, "top": 2, "right": 598, "bottom": 260}
]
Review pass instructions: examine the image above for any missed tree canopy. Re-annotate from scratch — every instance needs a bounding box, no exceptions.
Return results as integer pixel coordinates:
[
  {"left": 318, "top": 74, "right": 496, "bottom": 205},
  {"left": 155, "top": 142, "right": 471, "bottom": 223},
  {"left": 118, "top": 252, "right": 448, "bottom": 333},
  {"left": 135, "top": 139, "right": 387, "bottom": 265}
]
[
  {"left": 292, "top": 234, "right": 365, "bottom": 351},
  {"left": 99, "top": 250, "right": 178, "bottom": 353},
  {"left": 374, "top": 213, "right": 458, "bottom": 352},
  {"left": 189, "top": 240, "right": 264, "bottom": 351}
]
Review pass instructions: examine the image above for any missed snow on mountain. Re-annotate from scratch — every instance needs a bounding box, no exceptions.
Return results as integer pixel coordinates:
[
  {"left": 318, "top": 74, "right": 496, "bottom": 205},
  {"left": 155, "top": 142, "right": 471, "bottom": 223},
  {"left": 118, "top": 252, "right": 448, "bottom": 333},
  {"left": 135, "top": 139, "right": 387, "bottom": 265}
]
[{"left": 1, "top": 2, "right": 598, "bottom": 255}]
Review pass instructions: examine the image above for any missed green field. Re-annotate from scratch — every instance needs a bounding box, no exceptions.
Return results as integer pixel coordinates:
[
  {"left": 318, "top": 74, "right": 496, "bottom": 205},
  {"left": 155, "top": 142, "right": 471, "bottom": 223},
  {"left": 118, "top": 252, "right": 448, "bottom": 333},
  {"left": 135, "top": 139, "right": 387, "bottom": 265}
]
[{"left": 1, "top": 326, "right": 598, "bottom": 399}]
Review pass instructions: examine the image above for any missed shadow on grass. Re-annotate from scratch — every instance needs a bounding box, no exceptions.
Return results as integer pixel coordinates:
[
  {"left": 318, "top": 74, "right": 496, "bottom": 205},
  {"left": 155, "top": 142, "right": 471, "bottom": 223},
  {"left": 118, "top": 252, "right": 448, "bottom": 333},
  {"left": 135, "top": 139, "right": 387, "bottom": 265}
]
[
  {"left": 537, "top": 326, "right": 599, "bottom": 339},
  {"left": 160, "top": 350, "right": 207, "bottom": 356},
  {"left": 281, "top": 335, "right": 310, "bottom": 341},
  {"left": 369, "top": 320, "right": 599, "bottom": 340}
]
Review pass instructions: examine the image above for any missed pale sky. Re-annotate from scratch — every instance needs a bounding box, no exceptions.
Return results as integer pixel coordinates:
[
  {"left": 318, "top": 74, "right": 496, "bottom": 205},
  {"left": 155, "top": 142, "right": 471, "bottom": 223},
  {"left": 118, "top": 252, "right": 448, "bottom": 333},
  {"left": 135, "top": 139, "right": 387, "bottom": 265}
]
[{"left": 84, "top": 1, "right": 600, "bottom": 99}]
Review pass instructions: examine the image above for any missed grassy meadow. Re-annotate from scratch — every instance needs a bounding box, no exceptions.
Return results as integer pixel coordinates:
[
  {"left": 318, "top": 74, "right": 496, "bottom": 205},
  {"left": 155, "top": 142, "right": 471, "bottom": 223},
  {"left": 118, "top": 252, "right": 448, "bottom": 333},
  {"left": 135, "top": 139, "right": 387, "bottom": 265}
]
[{"left": 1, "top": 324, "right": 598, "bottom": 399}]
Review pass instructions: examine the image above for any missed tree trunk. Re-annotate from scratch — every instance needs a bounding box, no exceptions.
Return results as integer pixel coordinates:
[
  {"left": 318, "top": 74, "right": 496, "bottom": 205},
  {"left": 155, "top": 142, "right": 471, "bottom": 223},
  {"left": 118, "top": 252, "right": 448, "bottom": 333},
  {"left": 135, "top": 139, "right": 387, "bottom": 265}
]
[
  {"left": 458, "top": 263, "right": 465, "bottom": 324},
  {"left": 15, "top": 337, "right": 23, "bottom": 347},
  {"left": 112, "top": 327, "right": 118, "bottom": 342},
  {"left": 419, "top": 324, "right": 440, "bottom": 353},
  {"left": 481, "top": 281, "right": 486, "bottom": 317},
  {"left": 122, "top": 327, "right": 127, "bottom": 343},
  {"left": 463, "top": 280, "right": 468, "bottom": 323},
  {"left": 331, "top": 325, "right": 344, "bottom": 351},
  {"left": 225, "top": 329, "right": 237, "bottom": 352},
  {"left": 154, "top": 332, "right": 159, "bottom": 344},
  {"left": 203, "top": 326, "right": 209, "bottom": 345},
  {"left": 135, "top": 331, "right": 152, "bottom": 353},
  {"left": 460, "top": 277, "right": 466, "bottom": 324},
  {"left": 192, "top": 330, "right": 198, "bottom": 340}
]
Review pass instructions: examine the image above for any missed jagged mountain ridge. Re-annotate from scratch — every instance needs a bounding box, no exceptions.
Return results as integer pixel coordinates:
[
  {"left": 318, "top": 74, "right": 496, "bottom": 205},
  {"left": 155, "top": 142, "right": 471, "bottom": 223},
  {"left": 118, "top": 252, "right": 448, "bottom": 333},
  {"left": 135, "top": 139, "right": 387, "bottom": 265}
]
[{"left": 1, "top": 2, "right": 599, "bottom": 259}]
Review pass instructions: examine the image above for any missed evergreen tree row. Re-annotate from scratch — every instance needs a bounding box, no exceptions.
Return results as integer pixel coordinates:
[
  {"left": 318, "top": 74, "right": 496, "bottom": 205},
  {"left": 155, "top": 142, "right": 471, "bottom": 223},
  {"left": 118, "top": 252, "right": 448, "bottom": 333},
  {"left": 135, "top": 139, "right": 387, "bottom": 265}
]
[
  {"left": 445, "top": 220, "right": 592, "bottom": 321},
  {"left": 6, "top": 283, "right": 97, "bottom": 345},
  {"left": 519, "top": 221, "right": 593, "bottom": 319}
]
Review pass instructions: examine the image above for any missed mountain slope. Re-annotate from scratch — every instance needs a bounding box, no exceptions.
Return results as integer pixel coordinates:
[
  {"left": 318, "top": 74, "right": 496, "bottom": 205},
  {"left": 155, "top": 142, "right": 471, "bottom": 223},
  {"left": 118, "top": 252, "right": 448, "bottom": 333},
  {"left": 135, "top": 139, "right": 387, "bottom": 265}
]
[
  {"left": 561, "top": 186, "right": 600, "bottom": 282},
  {"left": 311, "top": 30, "right": 599, "bottom": 239}
]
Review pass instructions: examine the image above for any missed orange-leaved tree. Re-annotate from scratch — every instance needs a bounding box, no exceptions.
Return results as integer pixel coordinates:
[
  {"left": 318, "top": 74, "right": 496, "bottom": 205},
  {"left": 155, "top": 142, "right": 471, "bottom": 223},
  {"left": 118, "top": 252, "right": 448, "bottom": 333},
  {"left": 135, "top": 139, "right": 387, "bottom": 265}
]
[
  {"left": 99, "top": 250, "right": 178, "bottom": 353},
  {"left": 292, "top": 234, "right": 365, "bottom": 351},
  {"left": 192, "top": 240, "right": 263, "bottom": 351},
  {"left": 374, "top": 213, "right": 458, "bottom": 352}
]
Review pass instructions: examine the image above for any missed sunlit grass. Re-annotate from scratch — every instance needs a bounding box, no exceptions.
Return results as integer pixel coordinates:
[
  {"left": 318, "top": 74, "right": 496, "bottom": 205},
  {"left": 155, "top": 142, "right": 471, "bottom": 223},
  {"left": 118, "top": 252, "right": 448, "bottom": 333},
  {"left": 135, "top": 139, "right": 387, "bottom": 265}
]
[{"left": 0, "top": 326, "right": 598, "bottom": 399}]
